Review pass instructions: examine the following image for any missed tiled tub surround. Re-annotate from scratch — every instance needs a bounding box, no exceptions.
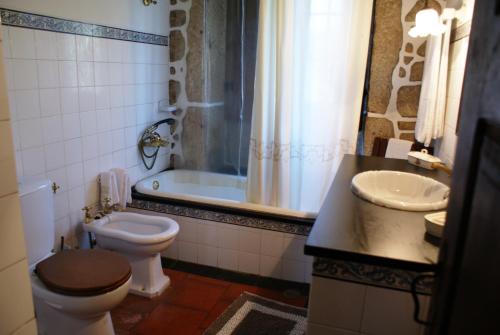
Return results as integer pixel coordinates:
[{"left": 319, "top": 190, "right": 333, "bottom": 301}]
[
  {"left": 2, "top": 20, "right": 170, "bottom": 246},
  {"left": 128, "top": 207, "right": 313, "bottom": 284}
]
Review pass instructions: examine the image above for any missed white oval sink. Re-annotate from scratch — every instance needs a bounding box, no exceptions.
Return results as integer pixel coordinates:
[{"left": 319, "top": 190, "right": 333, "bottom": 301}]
[{"left": 351, "top": 170, "right": 449, "bottom": 211}]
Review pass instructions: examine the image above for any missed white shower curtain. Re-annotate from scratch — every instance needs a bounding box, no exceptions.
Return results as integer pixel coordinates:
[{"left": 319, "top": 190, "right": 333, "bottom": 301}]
[
  {"left": 415, "top": 9, "right": 454, "bottom": 147},
  {"left": 246, "top": 0, "right": 373, "bottom": 213}
]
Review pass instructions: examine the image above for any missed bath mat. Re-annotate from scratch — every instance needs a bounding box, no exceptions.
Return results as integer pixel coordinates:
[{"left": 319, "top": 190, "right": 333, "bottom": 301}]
[{"left": 204, "top": 292, "right": 307, "bottom": 335}]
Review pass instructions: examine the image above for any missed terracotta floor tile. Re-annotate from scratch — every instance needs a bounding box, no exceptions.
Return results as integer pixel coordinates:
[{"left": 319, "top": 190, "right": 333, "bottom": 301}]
[
  {"left": 199, "top": 299, "right": 233, "bottom": 331},
  {"left": 132, "top": 304, "right": 207, "bottom": 335},
  {"left": 186, "top": 273, "right": 232, "bottom": 288},
  {"left": 167, "top": 277, "right": 228, "bottom": 311},
  {"left": 222, "top": 283, "right": 306, "bottom": 308}
]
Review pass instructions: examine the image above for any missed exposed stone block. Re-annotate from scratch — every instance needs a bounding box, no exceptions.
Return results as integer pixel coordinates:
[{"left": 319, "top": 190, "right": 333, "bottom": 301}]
[
  {"left": 397, "top": 85, "right": 421, "bottom": 117},
  {"left": 170, "top": 10, "right": 187, "bottom": 28},
  {"left": 410, "top": 61, "right": 424, "bottom": 81},
  {"left": 169, "top": 30, "right": 185, "bottom": 62},
  {"left": 364, "top": 117, "right": 395, "bottom": 155}
]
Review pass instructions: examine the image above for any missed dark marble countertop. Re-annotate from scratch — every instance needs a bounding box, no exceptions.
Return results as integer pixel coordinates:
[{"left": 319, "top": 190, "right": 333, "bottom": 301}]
[{"left": 305, "top": 155, "right": 450, "bottom": 272}]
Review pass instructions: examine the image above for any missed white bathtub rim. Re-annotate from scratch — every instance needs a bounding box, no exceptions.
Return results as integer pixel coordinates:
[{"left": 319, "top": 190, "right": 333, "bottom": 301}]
[{"left": 135, "top": 175, "right": 317, "bottom": 220}]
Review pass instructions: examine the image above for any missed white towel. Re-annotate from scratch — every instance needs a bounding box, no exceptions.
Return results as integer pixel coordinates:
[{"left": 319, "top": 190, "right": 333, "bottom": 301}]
[
  {"left": 99, "top": 171, "right": 120, "bottom": 206},
  {"left": 385, "top": 138, "right": 413, "bottom": 159},
  {"left": 111, "top": 168, "right": 132, "bottom": 208}
]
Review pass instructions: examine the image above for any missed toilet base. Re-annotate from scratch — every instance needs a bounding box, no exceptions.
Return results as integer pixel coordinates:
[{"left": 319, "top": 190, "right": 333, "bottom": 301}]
[
  {"left": 124, "top": 252, "right": 171, "bottom": 298},
  {"left": 35, "top": 297, "right": 115, "bottom": 335}
]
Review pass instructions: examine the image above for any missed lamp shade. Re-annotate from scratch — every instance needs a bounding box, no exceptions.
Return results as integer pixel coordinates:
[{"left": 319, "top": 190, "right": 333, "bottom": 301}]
[{"left": 408, "top": 8, "right": 446, "bottom": 38}]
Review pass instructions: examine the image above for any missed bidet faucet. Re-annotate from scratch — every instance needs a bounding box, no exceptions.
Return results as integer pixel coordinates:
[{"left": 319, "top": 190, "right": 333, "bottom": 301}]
[
  {"left": 82, "top": 206, "right": 94, "bottom": 224},
  {"left": 102, "top": 197, "right": 113, "bottom": 215}
]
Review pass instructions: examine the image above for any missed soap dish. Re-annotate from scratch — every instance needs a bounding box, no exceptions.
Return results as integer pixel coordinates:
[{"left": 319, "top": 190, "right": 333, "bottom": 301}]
[{"left": 425, "top": 211, "right": 446, "bottom": 238}]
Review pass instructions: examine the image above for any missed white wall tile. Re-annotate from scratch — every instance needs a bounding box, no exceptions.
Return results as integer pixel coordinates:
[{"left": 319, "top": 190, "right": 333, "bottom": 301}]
[
  {"left": 308, "top": 277, "right": 367, "bottom": 331},
  {"left": 0, "top": 260, "right": 35, "bottom": 335},
  {"left": 217, "top": 225, "right": 239, "bottom": 250},
  {"left": 110, "top": 107, "right": 125, "bottom": 129},
  {"left": 177, "top": 217, "right": 198, "bottom": 243},
  {"left": 83, "top": 158, "right": 100, "bottom": 183},
  {"left": 53, "top": 192, "right": 69, "bottom": 220},
  {"left": 80, "top": 110, "right": 97, "bottom": 136},
  {"left": 78, "top": 87, "right": 96, "bottom": 111},
  {"left": 39, "top": 88, "right": 61, "bottom": 117},
  {"left": 64, "top": 138, "right": 82, "bottom": 165},
  {"left": 109, "top": 63, "right": 123, "bottom": 85},
  {"left": 111, "top": 128, "right": 126, "bottom": 151},
  {"left": 162, "top": 240, "right": 178, "bottom": 260},
  {"left": 66, "top": 162, "right": 84, "bottom": 190},
  {"left": 94, "top": 62, "right": 110, "bottom": 86},
  {"left": 283, "top": 235, "right": 306, "bottom": 261},
  {"left": 261, "top": 230, "right": 284, "bottom": 257},
  {"left": 93, "top": 38, "right": 108, "bottom": 62},
  {"left": 361, "top": 286, "right": 424, "bottom": 335},
  {"left": 68, "top": 185, "right": 85, "bottom": 211},
  {"left": 260, "top": 255, "right": 282, "bottom": 279},
  {"left": 197, "top": 245, "right": 218, "bottom": 267},
  {"left": 282, "top": 259, "right": 305, "bottom": 282},
  {"left": 238, "top": 228, "right": 261, "bottom": 254},
  {"left": 21, "top": 147, "right": 45, "bottom": 176},
  {"left": 95, "top": 86, "right": 110, "bottom": 109},
  {"left": 109, "top": 86, "right": 124, "bottom": 108},
  {"left": 96, "top": 108, "right": 111, "bottom": 133},
  {"left": 58, "top": 61, "right": 77, "bottom": 87},
  {"left": 9, "top": 27, "right": 36, "bottom": 59},
  {"left": 35, "top": 30, "right": 57, "bottom": 60},
  {"left": 178, "top": 241, "right": 197, "bottom": 263},
  {"left": 197, "top": 221, "right": 218, "bottom": 246},
  {"left": 56, "top": 33, "right": 76, "bottom": 60},
  {"left": 112, "top": 149, "right": 126, "bottom": 167},
  {"left": 44, "top": 142, "right": 66, "bottom": 171},
  {"left": 82, "top": 135, "right": 99, "bottom": 160},
  {"left": 14, "top": 90, "right": 40, "bottom": 120},
  {"left": 37, "top": 60, "right": 59, "bottom": 88},
  {"left": 60, "top": 88, "right": 79, "bottom": 114},
  {"left": 218, "top": 248, "right": 238, "bottom": 271},
  {"left": 238, "top": 251, "right": 259, "bottom": 275},
  {"left": 12, "top": 59, "right": 38, "bottom": 89},
  {"left": 98, "top": 132, "right": 112, "bottom": 156},
  {"left": 77, "top": 61, "right": 95, "bottom": 87},
  {"left": 46, "top": 167, "right": 68, "bottom": 193},
  {"left": 41, "top": 111, "right": 63, "bottom": 142},
  {"left": 76, "top": 35, "right": 93, "bottom": 62},
  {"left": 62, "top": 113, "right": 81, "bottom": 140}
]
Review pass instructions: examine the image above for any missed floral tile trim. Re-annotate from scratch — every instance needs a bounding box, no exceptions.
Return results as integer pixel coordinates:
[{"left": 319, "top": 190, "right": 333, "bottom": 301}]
[
  {"left": 313, "top": 257, "right": 433, "bottom": 295},
  {"left": 129, "top": 198, "right": 312, "bottom": 236},
  {"left": 0, "top": 8, "right": 168, "bottom": 45}
]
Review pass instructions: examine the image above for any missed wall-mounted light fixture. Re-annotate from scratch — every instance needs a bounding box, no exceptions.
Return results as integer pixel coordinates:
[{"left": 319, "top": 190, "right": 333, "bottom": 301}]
[
  {"left": 143, "top": 0, "right": 158, "bottom": 6},
  {"left": 408, "top": 0, "right": 447, "bottom": 38}
]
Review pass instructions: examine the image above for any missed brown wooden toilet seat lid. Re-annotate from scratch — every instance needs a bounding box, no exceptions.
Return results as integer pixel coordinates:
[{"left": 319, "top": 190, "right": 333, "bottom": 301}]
[{"left": 35, "top": 249, "right": 131, "bottom": 296}]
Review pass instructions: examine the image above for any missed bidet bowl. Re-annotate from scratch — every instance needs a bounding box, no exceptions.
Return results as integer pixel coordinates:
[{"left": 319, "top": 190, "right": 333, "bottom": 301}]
[{"left": 351, "top": 170, "right": 449, "bottom": 211}]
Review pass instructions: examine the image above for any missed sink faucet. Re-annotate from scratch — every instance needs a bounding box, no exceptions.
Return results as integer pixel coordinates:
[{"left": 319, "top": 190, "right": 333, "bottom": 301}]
[{"left": 431, "top": 162, "right": 452, "bottom": 176}]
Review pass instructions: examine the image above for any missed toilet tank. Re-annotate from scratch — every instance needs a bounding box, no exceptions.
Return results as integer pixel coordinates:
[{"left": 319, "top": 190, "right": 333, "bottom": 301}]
[{"left": 19, "top": 177, "right": 55, "bottom": 266}]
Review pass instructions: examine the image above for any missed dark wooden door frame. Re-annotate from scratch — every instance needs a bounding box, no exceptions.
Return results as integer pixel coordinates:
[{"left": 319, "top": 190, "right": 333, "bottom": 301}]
[{"left": 427, "top": 1, "right": 500, "bottom": 333}]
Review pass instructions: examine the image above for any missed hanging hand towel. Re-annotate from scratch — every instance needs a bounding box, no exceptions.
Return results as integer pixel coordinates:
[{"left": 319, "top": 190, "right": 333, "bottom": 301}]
[
  {"left": 99, "top": 171, "right": 120, "bottom": 206},
  {"left": 111, "top": 168, "right": 132, "bottom": 209}
]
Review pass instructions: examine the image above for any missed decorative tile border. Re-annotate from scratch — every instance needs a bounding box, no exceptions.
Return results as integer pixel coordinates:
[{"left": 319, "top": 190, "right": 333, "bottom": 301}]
[
  {"left": 129, "top": 198, "right": 312, "bottom": 236},
  {"left": 0, "top": 8, "right": 168, "bottom": 46},
  {"left": 313, "top": 257, "right": 433, "bottom": 295}
]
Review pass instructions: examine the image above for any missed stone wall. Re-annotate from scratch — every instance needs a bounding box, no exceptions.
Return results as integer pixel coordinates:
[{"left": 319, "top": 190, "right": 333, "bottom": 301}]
[
  {"left": 364, "top": 0, "right": 445, "bottom": 155},
  {"left": 169, "top": 0, "right": 228, "bottom": 171}
]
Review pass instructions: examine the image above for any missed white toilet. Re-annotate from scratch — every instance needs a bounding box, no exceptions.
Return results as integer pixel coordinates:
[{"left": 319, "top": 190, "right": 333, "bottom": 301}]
[
  {"left": 19, "top": 177, "right": 132, "bottom": 335},
  {"left": 83, "top": 211, "right": 179, "bottom": 298}
]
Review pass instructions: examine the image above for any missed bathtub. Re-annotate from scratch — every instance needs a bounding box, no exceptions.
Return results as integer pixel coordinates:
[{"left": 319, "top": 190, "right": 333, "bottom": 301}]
[{"left": 134, "top": 170, "right": 317, "bottom": 220}]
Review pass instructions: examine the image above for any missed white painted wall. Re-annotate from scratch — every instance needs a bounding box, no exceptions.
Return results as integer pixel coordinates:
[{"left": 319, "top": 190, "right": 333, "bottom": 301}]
[
  {"left": 0, "top": 28, "right": 37, "bottom": 334},
  {"left": 0, "top": 0, "right": 169, "bottom": 35}
]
